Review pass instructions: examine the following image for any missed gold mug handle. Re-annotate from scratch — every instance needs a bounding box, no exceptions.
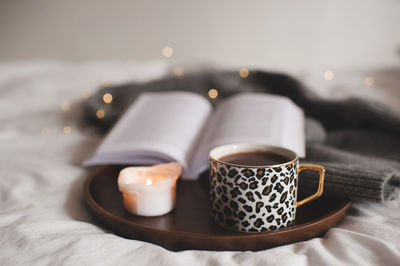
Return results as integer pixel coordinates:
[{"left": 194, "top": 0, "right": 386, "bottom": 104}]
[{"left": 296, "top": 164, "right": 325, "bottom": 207}]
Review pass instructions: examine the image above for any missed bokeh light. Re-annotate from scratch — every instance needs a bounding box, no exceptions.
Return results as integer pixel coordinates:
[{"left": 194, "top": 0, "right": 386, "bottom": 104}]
[
  {"left": 208, "top": 89, "right": 218, "bottom": 99},
  {"left": 239, "top": 68, "right": 249, "bottom": 78},
  {"left": 162, "top": 46, "right": 174, "bottom": 58},
  {"left": 96, "top": 109, "right": 105, "bottom": 119},
  {"left": 324, "top": 71, "right": 334, "bottom": 81},
  {"left": 63, "top": 125, "right": 72, "bottom": 134},
  {"left": 103, "top": 93, "right": 113, "bottom": 104}
]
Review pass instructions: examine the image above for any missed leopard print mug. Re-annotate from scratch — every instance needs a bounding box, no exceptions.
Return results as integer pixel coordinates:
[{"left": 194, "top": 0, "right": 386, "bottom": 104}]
[{"left": 209, "top": 143, "right": 325, "bottom": 233}]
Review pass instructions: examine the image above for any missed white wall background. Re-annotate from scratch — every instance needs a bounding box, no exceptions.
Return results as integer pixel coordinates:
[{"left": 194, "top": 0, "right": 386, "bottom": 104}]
[{"left": 1, "top": 0, "right": 399, "bottom": 70}]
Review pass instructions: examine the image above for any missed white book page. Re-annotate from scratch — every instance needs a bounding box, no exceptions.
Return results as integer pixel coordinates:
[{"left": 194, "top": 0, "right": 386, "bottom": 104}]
[
  {"left": 84, "top": 92, "right": 212, "bottom": 169},
  {"left": 186, "top": 93, "right": 305, "bottom": 178}
]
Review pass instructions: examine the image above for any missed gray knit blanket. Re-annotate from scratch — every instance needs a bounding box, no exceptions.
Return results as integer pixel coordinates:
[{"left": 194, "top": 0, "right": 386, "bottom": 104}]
[{"left": 82, "top": 71, "right": 400, "bottom": 202}]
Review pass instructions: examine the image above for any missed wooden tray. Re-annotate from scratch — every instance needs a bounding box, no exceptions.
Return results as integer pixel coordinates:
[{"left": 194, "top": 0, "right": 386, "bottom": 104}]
[{"left": 84, "top": 165, "right": 351, "bottom": 251}]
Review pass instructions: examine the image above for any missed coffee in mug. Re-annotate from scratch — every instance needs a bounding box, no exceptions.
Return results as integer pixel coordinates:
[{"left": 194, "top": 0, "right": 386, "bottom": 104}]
[
  {"left": 219, "top": 151, "right": 289, "bottom": 166},
  {"left": 209, "top": 143, "right": 325, "bottom": 233}
]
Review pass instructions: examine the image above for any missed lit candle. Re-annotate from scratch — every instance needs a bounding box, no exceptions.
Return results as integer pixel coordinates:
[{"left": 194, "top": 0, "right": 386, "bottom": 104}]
[{"left": 117, "top": 162, "right": 182, "bottom": 216}]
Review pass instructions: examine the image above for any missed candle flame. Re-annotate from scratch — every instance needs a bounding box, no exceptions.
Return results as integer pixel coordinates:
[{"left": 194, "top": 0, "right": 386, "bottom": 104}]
[{"left": 145, "top": 178, "right": 152, "bottom": 186}]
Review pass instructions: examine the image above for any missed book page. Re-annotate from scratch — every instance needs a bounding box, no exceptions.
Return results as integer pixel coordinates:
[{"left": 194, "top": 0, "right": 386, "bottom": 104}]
[
  {"left": 186, "top": 93, "right": 305, "bottom": 178},
  {"left": 84, "top": 91, "right": 212, "bottom": 168}
]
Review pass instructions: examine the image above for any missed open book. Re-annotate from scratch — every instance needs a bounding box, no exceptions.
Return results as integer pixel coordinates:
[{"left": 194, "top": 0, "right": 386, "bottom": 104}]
[{"left": 84, "top": 92, "right": 305, "bottom": 179}]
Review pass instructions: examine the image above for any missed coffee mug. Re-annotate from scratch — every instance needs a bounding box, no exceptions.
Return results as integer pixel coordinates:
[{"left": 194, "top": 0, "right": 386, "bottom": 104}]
[{"left": 209, "top": 143, "right": 325, "bottom": 233}]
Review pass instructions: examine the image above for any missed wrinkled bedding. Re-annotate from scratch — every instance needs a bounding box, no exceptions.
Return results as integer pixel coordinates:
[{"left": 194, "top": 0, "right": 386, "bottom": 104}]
[{"left": 1, "top": 61, "right": 400, "bottom": 265}]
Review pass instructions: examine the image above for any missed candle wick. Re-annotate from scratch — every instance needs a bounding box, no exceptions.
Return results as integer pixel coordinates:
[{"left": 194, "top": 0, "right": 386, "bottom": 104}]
[{"left": 146, "top": 178, "right": 152, "bottom": 186}]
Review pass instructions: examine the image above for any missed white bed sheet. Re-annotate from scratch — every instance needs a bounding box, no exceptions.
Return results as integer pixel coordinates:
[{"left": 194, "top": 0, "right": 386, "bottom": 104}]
[{"left": 1, "top": 61, "right": 399, "bottom": 266}]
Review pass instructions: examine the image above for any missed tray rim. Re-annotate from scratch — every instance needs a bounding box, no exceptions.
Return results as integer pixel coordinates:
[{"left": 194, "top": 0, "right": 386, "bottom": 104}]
[{"left": 84, "top": 165, "right": 352, "bottom": 240}]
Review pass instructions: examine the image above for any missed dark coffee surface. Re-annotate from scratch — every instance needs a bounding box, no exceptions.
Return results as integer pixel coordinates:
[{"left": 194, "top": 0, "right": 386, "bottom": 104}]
[{"left": 219, "top": 151, "right": 290, "bottom": 166}]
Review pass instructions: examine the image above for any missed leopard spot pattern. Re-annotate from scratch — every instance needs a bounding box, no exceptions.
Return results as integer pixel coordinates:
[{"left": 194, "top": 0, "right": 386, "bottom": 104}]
[{"left": 210, "top": 159, "right": 298, "bottom": 232}]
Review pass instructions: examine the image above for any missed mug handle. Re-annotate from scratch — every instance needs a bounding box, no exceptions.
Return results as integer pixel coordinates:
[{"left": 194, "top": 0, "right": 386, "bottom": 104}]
[{"left": 296, "top": 164, "right": 325, "bottom": 207}]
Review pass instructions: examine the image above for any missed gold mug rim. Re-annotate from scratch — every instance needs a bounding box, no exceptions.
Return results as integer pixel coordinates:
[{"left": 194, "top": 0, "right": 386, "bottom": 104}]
[{"left": 209, "top": 144, "right": 299, "bottom": 169}]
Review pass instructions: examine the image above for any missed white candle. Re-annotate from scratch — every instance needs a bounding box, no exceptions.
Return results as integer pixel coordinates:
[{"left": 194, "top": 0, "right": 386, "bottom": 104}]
[{"left": 117, "top": 162, "right": 182, "bottom": 216}]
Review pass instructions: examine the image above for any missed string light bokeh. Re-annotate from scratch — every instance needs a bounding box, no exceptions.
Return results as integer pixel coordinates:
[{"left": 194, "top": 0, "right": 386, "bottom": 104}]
[
  {"left": 41, "top": 127, "right": 50, "bottom": 136},
  {"left": 208, "top": 89, "right": 218, "bottom": 99},
  {"left": 103, "top": 93, "right": 113, "bottom": 104},
  {"left": 174, "top": 66, "right": 184, "bottom": 77},
  {"left": 52, "top": 66, "right": 381, "bottom": 137},
  {"left": 364, "top": 77, "right": 374, "bottom": 86},
  {"left": 239, "top": 68, "right": 249, "bottom": 78},
  {"left": 61, "top": 101, "right": 71, "bottom": 111},
  {"left": 162, "top": 46, "right": 173, "bottom": 58},
  {"left": 63, "top": 125, "right": 72, "bottom": 134},
  {"left": 96, "top": 109, "right": 106, "bottom": 119},
  {"left": 324, "top": 70, "right": 334, "bottom": 81},
  {"left": 48, "top": 42, "right": 384, "bottom": 138}
]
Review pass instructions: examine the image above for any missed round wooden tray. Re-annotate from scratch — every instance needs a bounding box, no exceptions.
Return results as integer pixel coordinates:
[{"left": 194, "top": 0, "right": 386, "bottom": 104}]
[{"left": 84, "top": 165, "right": 351, "bottom": 251}]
